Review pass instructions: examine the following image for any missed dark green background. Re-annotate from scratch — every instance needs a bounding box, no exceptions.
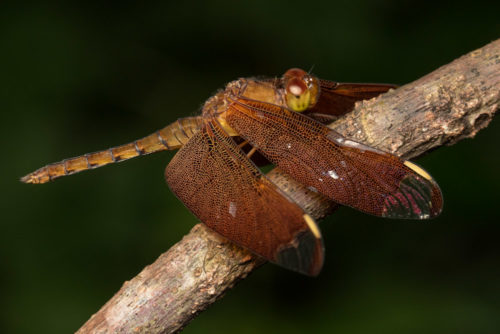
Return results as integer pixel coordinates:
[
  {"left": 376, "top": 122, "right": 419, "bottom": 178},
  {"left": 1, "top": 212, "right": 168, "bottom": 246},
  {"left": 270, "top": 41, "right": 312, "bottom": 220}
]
[{"left": 1, "top": 1, "right": 499, "bottom": 333}]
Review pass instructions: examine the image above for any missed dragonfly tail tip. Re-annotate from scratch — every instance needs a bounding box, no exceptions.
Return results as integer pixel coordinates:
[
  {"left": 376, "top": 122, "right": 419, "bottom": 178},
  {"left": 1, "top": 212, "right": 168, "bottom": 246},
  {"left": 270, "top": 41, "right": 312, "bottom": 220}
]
[{"left": 20, "top": 174, "right": 34, "bottom": 184}]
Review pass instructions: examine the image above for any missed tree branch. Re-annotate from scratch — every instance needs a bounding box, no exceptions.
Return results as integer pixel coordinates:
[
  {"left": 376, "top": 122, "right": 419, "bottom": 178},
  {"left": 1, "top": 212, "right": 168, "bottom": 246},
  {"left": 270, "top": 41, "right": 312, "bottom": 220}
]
[{"left": 76, "top": 39, "right": 500, "bottom": 334}]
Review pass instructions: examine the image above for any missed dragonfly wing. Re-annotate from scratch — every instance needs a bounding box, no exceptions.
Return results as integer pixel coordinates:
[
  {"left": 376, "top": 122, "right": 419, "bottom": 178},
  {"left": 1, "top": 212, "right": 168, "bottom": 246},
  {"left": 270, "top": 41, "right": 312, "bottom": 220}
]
[
  {"left": 306, "top": 81, "right": 397, "bottom": 121},
  {"left": 226, "top": 98, "right": 442, "bottom": 219},
  {"left": 165, "top": 118, "right": 324, "bottom": 276}
]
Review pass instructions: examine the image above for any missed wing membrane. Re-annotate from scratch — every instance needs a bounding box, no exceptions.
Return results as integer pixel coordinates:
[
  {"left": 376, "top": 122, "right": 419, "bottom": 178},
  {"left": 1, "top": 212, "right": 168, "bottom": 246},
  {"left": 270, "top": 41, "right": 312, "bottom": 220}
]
[
  {"left": 306, "top": 81, "right": 397, "bottom": 121},
  {"left": 165, "top": 118, "right": 324, "bottom": 275},
  {"left": 226, "top": 99, "right": 442, "bottom": 219}
]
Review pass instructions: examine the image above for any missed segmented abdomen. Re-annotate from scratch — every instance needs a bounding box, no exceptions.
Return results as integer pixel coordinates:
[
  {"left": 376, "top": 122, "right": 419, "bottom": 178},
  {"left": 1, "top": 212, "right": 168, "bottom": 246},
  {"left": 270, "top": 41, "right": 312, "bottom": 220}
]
[{"left": 21, "top": 117, "right": 203, "bottom": 184}]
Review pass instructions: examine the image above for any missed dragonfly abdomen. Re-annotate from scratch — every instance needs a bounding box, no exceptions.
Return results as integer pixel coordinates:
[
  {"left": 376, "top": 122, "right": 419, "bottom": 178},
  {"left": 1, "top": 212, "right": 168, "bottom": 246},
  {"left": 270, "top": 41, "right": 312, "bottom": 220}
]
[{"left": 21, "top": 116, "right": 203, "bottom": 184}]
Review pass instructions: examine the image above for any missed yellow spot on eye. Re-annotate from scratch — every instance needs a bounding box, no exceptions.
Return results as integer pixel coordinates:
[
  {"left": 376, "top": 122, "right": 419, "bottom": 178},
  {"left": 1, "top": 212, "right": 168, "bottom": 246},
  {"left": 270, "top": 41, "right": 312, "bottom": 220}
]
[
  {"left": 303, "top": 214, "right": 321, "bottom": 239},
  {"left": 286, "top": 90, "right": 311, "bottom": 112},
  {"left": 284, "top": 74, "right": 320, "bottom": 112},
  {"left": 404, "top": 161, "right": 432, "bottom": 180}
]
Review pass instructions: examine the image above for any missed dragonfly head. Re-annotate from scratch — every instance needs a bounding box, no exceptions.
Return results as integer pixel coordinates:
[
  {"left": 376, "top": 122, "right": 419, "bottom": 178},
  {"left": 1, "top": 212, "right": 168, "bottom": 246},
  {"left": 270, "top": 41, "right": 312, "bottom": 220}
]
[{"left": 283, "top": 68, "right": 320, "bottom": 112}]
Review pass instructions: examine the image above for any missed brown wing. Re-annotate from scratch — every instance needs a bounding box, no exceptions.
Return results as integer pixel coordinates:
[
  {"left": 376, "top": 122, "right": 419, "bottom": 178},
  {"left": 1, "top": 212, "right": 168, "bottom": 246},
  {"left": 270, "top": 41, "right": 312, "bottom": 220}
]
[
  {"left": 226, "top": 98, "right": 442, "bottom": 219},
  {"left": 165, "top": 118, "right": 324, "bottom": 276},
  {"left": 305, "top": 81, "right": 397, "bottom": 122}
]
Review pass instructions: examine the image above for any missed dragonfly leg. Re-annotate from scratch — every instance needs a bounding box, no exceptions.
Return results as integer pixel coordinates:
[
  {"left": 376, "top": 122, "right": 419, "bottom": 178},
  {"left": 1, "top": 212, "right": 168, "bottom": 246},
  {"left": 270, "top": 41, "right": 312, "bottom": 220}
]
[
  {"left": 238, "top": 140, "right": 249, "bottom": 148},
  {"left": 246, "top": 146, "right": 257, "bottom": 158}
]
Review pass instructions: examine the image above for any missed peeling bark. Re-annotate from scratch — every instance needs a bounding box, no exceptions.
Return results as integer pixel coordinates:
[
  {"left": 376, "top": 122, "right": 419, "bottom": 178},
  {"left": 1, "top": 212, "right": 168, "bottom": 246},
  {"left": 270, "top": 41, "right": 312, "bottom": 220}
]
[{"left": 76, "top": 39, "right": 499, "bottom": 334}]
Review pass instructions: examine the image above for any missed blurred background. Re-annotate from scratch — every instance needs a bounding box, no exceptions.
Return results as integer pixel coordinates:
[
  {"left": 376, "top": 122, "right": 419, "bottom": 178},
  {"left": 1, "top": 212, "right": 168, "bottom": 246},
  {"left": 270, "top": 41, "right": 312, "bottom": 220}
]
[{"left": 1, "top": 1, "right": 499, "bottom": 333}]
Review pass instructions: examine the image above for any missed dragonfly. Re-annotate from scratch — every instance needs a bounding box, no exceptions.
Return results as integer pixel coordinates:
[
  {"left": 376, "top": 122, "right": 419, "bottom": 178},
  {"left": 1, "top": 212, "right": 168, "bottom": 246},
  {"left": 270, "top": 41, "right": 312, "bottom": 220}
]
[{"left": 22, "top": 68, "right": 443, "bottom": 276}]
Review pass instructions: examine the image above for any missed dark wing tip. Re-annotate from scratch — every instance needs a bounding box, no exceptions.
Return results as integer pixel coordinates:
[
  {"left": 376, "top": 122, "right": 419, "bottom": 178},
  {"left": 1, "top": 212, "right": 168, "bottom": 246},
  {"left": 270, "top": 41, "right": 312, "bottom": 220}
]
[
  {"left": 275, "top": 215, "right": 325, "bottom": 276},
  {"left": 382, "top": 170, "right": 443, "bottom": 220}
]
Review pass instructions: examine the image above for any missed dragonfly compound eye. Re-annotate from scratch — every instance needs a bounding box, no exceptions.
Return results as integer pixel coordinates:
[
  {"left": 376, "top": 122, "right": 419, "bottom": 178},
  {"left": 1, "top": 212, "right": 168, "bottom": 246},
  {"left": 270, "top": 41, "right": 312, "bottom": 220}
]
[
  {"left": 286, "top": 77, "right": 312, "bottom": 112},
  {"left": 283, "top": 68, "right": 319, "bottom": 112}
]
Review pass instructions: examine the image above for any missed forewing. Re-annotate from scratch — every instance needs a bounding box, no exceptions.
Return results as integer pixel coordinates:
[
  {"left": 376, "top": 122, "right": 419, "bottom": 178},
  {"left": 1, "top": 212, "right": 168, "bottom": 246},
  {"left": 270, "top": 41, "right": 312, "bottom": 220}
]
[
  {"left": 165, "top": 118, "right": 324, "bottom": 275},
  {"left": 226, "top": 99, "right": 442, "bottom": 219},
  {"left": 306, "top": 81, "right": 397, "bottom": 122}
]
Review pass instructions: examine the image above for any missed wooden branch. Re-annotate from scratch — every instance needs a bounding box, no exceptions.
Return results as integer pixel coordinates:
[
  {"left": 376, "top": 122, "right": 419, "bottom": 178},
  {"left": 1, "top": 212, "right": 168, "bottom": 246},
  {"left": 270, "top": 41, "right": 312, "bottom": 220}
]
[{"left": 76, "top": 39, "right": 500, "bottom": 334}]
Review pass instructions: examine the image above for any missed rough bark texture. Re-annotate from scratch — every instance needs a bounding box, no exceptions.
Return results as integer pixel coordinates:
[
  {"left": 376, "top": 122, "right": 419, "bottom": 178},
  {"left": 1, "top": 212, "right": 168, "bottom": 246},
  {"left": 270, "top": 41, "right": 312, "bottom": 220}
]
[{"left": 76, "top": 39, "right": 499, "bottom": 334}]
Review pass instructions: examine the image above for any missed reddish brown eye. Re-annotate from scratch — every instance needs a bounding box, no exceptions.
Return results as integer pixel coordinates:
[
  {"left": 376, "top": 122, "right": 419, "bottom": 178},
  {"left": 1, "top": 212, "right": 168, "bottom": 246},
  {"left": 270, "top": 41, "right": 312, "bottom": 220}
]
[
  {"left": 284, "top": 68, "right": 307, "bottom": 80},
  {"left": 286, "top": 77, "right": 307, "bottom": 96},
  {"left": 283, "top": 67, "right": 320, "bottom": 112}
]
